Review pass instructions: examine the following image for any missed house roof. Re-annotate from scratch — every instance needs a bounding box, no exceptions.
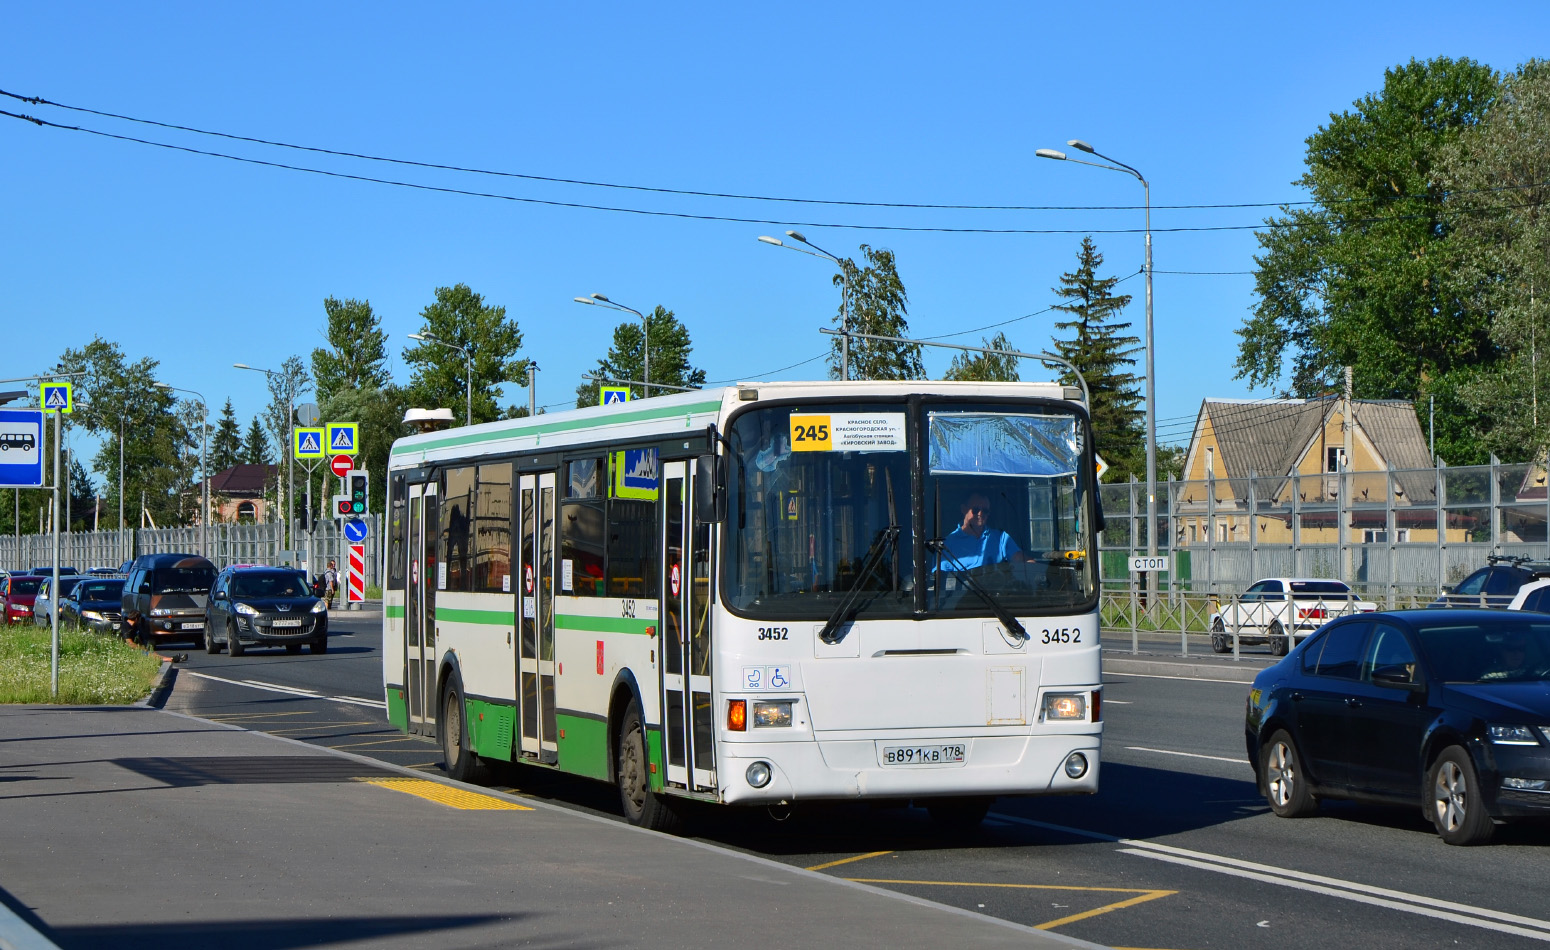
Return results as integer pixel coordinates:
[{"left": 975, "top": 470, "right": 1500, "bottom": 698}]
[
  {"left": 1193, "top": 397, "right": 1432, "bottom": 497},
  {"left": 202, "top": 464, "right": 281, "bottom": 497}
]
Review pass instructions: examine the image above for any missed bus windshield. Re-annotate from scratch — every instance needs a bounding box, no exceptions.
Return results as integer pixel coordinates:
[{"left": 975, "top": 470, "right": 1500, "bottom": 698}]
[{"left": 724, "top": 400, "right": 1097, "bottom": 619}]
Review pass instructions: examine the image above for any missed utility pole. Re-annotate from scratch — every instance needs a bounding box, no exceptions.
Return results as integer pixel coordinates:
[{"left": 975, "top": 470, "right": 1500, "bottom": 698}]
[{"left": 1341, "top": 366, "right": 1354, "bottom": 582}]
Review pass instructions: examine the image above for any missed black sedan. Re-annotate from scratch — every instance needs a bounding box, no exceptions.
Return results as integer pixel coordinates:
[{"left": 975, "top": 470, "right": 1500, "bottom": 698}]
[
  {"left": 1245, "top": 609, "right": 1550, "bottom": 845},
  {"left": 60, "top": 578, "right": 126, "bottom": 633},
  {"left": 205, "top": 567, "right": 328, "bottom": 656}
]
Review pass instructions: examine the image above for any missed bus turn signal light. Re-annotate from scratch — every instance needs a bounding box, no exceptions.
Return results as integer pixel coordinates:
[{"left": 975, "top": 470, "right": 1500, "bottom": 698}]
[{"left": 728, "top": 699, "right": 747, "bottom": 731}]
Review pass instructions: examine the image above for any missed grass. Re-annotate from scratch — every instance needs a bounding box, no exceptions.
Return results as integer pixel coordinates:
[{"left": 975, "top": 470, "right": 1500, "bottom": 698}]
[
  {"left": 365, "top": 584, "right": 383, "bottom": 600},
  {"left": 0, "top": 623, "right": 165, "bottom": 705}
]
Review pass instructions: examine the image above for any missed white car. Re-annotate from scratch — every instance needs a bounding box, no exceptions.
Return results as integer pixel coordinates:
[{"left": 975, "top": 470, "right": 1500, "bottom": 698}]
[
  {"left": 1210, "top": 578, "right": 1377, "bottom": 655},
  {"left": 1507, "top": 579, "right": 1550, "bottom": 613}
]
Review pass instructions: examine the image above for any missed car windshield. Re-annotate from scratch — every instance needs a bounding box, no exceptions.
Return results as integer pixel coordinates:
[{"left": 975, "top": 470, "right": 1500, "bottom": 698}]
[
  {"left": 1288, "top": 581, "right": 1351, "bottom": 597},
  {"left": 153, "top": 567, "right": 216, "bottom": 594},
  {"left": 231, "top": 572, "right": 307, "bottom": 599},
  {"left": 77, "top": 581, "right": 124, "bottom": 600},
  {"left": 1415, "top": 621, "right": 1550, "bottom": 684},
  {"left": 9, "top": 578, "right": 41, "bottom": 595}
]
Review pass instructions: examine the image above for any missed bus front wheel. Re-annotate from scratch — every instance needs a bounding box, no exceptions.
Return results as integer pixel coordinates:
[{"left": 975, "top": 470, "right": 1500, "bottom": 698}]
[{"left": 616, "top": 699, "right": 682, "bottom": 833}]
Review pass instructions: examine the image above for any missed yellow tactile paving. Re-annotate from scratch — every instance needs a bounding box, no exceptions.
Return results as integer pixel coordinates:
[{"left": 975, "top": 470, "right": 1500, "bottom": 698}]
[{"left": 359, "top": 777, "right": 534, "bottom": 810}]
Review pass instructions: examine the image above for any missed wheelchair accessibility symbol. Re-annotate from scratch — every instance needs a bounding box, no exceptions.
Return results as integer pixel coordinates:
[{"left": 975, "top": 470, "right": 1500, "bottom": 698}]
[{"left": 768, "top": 667, "right": 790, "bottom": 689}]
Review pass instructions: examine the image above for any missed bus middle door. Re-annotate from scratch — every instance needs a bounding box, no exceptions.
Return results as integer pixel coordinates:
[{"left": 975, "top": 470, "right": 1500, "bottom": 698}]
[
  {"left": 661, "top": 461, "right": 716, "bottom": 793},
  {"left": 518, "top": 471, "right": 559, "bottom": 763}
]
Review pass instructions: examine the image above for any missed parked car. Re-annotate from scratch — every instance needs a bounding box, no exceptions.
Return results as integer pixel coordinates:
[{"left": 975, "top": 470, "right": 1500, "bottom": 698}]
[
  {"left": 60, "top": 577, "right": 127, "bottom": 633},
  {"left": 86, "top": 566, "right": 122, "bottom": 577},
  {"left": 31, "top": 575, "right": 87, "bottom": 627},
  {"left": 1210, "top": 578, "right": 1377, "bottom": 655},
  {"left": 1246, "top": 609, "right": 1550, "bottom": 845},
  {"left": 121, "top": 553, "right": 217, "bottom": 647},
  {"left": 1432, "top": 555, "right": 1550, "bottom": 609},
  {"left": 27, "top": 567, "right": 79, "bottom": 577},
  {"left": 1, "top": 574, "right": 43, "bottom": 625},
  {"left": 205, "top": 565, "right": 328, "bottom": 656}
]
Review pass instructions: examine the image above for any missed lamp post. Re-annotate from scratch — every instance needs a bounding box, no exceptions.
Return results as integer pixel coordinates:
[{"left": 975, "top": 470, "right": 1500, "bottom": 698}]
[
  {"left": 156, "top": 383, "right": 209, "bottom": 560},
  {"left": 574, "top": 294, "right": 651, "bottom": 396},
  {"left": 234, "top": 363, "right": 296, "bottom": 554},
  {"left": 759, "top": 231, "right": 852, "bottom": 380},
  {"left": 527, "top": 362, "right": 539, "bottom": 416},
  {"left": 408, "top": 333, "right": 474, "bottom": 426},
  {"left": 1037, "top": 140, "right": 1157, "bottom": 565}
]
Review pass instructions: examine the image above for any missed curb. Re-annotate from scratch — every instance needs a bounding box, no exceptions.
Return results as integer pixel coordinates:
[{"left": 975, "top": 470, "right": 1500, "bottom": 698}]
[
  {"left": 1103, "top": 655, "right": 1264, "bottom": 684},
  {"left": 135, "top": 654, "right": 177, "bottom": 709}
]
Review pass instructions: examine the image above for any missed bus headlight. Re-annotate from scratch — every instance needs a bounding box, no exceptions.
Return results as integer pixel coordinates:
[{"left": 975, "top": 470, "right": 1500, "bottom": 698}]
[
  {"left": 752, "top": 701, "right": 793, "bottom": 728},
  {"left": 1042, "top": 692, "right": 1087, "bottom": 722},
  {"left": 1064, "top": 752, "right": 1089, "bottom": 779},
  {"left": 746, "top": 761, "right": 772, "bottom": 788}
]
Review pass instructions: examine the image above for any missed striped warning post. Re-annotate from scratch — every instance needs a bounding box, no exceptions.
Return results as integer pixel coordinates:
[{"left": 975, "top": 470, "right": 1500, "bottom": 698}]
[{"left": 348, "top": 542, "right": 366, "bottom": 603}]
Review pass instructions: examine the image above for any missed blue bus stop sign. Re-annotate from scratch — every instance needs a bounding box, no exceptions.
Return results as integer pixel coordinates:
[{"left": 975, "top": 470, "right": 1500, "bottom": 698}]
[
  {"left": 0, "top": 408, "right": 44, "bottom": 488},
  {"left": 343, "top": 518, "right": 369, "bottom": 543}
]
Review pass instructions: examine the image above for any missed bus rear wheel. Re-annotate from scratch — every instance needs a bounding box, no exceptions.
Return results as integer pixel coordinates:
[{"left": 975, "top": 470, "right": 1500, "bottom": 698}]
[
  {"left": 616, "top": 699, "right": 682, "bottom": 833},
  {"left": 440, "top": 675, "right": 488, "bottom": 784}
]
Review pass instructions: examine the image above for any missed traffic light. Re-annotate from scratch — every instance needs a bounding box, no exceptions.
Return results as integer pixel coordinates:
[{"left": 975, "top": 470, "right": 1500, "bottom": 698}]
[
  {"left": 334, "top": 495, "right": 352, "bottom": 517},
  {"left": 349, "top": 472, "right": 369, "bottom": 514}
]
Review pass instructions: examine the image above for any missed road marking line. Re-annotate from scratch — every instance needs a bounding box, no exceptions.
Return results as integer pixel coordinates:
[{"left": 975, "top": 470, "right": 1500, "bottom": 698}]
[
  {"left": 204, "top": 711, "right": 314, "bottom": 721},
  {"left": 329, "top": 695, "right": 387, "bottom": 708},
  {"left": 990, "top": 813, "right": 1550, "bottom": 940},
  {"left": 1103, "top": 671, "right": 1256, "bottom": 685},
  {"left": 360, "top": 777, "right": 534, "bottom": 811},
  {"left": 844, "top": 879, "right": 1173, "bottom": 931},
  {"left": 1125, "top": 746, "right": 1248, "bottom": 765},
  {"left": 1104, "top": 700, "right": 1134, "bottom": 704},
  {"left": 806, "top": 851, "right": 892, "bottom": 871},
  {"left": 328, "top": 738, "right": 433, "bottom": 750},
  {"left": 185, "top": 671, "right": 385, "bottom": 707}
]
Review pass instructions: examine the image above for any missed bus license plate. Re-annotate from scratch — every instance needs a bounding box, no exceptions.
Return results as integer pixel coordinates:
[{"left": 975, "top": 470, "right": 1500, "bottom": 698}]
[{"left": 880, "top": 743, "right": 966, "bottom": 767}]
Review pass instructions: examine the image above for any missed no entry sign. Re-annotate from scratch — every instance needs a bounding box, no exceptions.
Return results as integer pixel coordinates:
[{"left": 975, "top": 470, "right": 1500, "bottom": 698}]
[{"left": 331, "top": 454, "right": 353, "bottom": 478}]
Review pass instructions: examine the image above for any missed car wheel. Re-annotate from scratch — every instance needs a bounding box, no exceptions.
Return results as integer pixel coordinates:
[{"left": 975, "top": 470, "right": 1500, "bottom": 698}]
[
  {"left": 1210, "top": 617, "right": 1229, "bottom": 654},
  {"left": 926, "top": 796, "right": 993, "bottom": 828},
  {"left": 439, "top": 675, "right": 488, "bottom": 784},
  {"left": 616, "top": 698, "right": 682, "bottom": 832},
  {"left": 204, "top": 623, "right": 220, "bottom": 654},
  {"left": 1268, "top": 621, "right": 1290, "bottom": 656},
  {"left": 1260, "top": 730, "right": 1318, "bottom": 817},
  {"left": 1428, "top": 747, "right": 1494, "bottom": 846},
  {"left": 227, "top": 621, "right": 245, "bottom": 657},
  {"left": 310, "top": 637, "right": 328, "bottom": 655}
]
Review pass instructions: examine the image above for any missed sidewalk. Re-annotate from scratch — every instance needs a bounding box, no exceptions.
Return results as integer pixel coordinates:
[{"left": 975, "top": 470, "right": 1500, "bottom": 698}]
[{"left": 0, "top": 705, "right": 1105, "bottom": 950}]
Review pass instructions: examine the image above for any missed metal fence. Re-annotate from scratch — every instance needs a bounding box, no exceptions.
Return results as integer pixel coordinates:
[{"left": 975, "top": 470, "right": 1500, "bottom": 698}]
[
  {"left": 0, "top": 516, "right": 383, "bottom": 589},
  {"left": 1099, "top": 456, "right": 1550, "bottom": 604}
]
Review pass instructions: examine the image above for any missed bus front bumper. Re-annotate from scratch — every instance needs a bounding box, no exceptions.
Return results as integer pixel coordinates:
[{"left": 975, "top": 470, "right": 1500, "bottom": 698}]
[{"left": 717, "top": 733, "right": 1100, "bottom": 805}]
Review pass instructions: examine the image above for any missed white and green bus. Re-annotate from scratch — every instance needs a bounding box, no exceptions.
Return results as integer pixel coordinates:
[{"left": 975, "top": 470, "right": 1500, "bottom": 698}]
[{"left": 383, "top": 380, "right": 1104, "bottom": 828}]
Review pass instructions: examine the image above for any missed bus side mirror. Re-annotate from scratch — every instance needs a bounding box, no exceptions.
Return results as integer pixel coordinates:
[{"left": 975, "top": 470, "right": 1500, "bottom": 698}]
[{"left": 694, "top": 455, "right": 725, "bottom": 523}]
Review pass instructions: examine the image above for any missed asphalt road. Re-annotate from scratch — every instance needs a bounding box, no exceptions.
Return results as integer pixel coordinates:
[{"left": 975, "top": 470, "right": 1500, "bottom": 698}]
[{"left": 163, "top": 613, "right": 1550, "bottom": 950}]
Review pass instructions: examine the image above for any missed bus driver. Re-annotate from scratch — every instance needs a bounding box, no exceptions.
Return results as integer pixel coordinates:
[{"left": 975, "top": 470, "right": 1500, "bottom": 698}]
[{"left": 943, "top": 491, "right": 1027, "bottom": 569}]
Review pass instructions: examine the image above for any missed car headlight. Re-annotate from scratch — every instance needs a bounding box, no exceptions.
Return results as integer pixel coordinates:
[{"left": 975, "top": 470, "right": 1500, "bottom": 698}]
[
  {"left": 150, "top": 607, "right": 171, "bottom": 617},
  {"left": 81, "top": 610, "right": 104, "bottom": 621},
  {"left": 310, "top": 600, "right": 327, "bottom": 614},
  {"left": 1487, "top": 724, "right": 1541, "bottom": 746},
  {"left": 752, "top": 701, "right": 793, "bottom": 728},
  {"left": 1041, "top": 692, "right": 1087, "bottom": 722},
  {"left": 234, "top": 603, "right": 259, "bottom": 617}
]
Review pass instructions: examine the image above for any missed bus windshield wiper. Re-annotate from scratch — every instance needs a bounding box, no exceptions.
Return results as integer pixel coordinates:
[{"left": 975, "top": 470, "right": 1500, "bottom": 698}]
[
  {"left": 925, "top": 539, "right": 1027, "bottom": 640},
  {"left": 818, "top": 525, "right": 901, "bottom": 645}
]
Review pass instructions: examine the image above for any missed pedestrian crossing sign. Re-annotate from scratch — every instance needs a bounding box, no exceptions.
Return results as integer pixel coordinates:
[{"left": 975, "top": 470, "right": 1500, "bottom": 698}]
[
  {"left": 327, "top": 423, "right": 359, "bottom": 455},
  {"left": 293, "top": 427, "right": 325, "bottom": 460},
  {"left": 600, "top": 386, "right": 631, "bottom": 405},
  {"left": 40, "top": 382, "right": 72, "bottom": 414}
]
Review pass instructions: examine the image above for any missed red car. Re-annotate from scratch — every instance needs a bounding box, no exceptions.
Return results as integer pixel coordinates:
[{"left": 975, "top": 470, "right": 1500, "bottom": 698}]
[{"left": 1, "top": 574, "right": 44, "bottom": 625}]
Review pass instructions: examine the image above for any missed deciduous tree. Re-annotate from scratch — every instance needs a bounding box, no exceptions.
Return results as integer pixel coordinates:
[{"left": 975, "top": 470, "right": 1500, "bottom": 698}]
[
  {"left": 829, "top": 245, "right": 923, "bottom": 381},
  {"left": 574, "top": 306, "right": 707, "bottom": 407},
  {"left": 943, "top": 332, "right": 1021, "bottom": 382},
  {"left": 403, "top": 284, "right": 528, "bottom": 422},
  {"left": 312, "top": 297, "right": 390, "bottom": 404}
]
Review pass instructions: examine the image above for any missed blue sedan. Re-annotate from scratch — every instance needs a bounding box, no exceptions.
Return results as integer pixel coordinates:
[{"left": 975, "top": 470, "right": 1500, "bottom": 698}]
[{"left": 1245, "top": 609, "right": 1550, "bottom": 845}]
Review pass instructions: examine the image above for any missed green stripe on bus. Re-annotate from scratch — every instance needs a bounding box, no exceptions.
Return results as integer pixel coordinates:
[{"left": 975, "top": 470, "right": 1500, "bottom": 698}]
[
  {"left": 385, "top": 605, "right": 405, "bottom": 619},
  {"left": 554, "top": 614, "right": 655, "bottom": 635},
  {"left": 555, "top": 713, "right": 610, "bottom": 780},
  {"left": 390, "top": 399, "right": 724, "bottom": 457},
  {"left": 436, "top": 607, "right": 513, "bottom": 625}
]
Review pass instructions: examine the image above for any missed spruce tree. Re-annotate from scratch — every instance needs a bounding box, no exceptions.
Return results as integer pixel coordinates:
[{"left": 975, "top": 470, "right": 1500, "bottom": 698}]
[
  {"left": 211, "top": 398, "right": 242, "bottom": 472},
  {"left": 242, "top": 417, "right": 272, "bottom": 465},
  {"left": 1050, "top": 237, "right": 1143, "bottom": 480}
]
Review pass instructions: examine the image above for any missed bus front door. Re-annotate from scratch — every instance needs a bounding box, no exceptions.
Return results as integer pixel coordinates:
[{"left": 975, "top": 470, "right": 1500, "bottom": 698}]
[
  {"left": 662, "top": 462, "right": 716, "bottom": 793},
  {"left": 518, "top": 472, "right": 559, "bottom": 762},
  {"left": 406, "top": 481, "right": 439, "bottom": 736}
]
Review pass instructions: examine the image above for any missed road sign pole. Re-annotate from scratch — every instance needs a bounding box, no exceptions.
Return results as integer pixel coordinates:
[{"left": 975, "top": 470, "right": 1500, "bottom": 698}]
[{"left": 51, "top": 407, "right": 60, "bottom": 698}]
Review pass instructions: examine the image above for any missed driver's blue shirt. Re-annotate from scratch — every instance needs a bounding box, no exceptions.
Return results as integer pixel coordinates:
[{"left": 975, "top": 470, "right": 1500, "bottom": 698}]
[{"left": 941, "top": 527, "right": 1021, "bottom": 569}]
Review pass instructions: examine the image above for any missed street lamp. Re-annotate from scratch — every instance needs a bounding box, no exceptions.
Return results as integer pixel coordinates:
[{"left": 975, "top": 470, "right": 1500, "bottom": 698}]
[
  {"left": 1037, "top": 140, "right": 1158, "bottom": 565},
  {"left": 156, "top": 383, "right": 209, "bottom": 560},
  {"left": 574, "top": 294, "right": 651, "bottom": 396},
  {"left": 234, "top": 363, "right": 297, "bottom": 553},
  {"left": 408, "top": 333, "right": 474, "bottom": 426},
  {"left": 759, "top": 231, "right": 852, "bottom": 380}
]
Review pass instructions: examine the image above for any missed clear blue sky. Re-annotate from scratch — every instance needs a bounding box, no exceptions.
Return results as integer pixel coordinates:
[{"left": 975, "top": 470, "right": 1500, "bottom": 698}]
[{"left": 3, "top": 2, "right": 1545, "bottom": 484}]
